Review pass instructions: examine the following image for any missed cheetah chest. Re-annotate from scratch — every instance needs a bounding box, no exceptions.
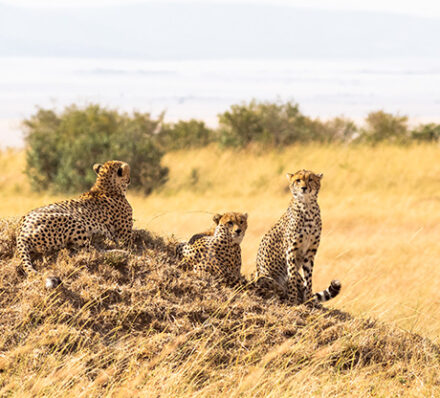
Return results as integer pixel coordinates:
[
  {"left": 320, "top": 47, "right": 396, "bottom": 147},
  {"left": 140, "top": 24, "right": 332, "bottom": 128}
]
[{"left": 298, "top": 216, "right": 320, "bottom": 256}]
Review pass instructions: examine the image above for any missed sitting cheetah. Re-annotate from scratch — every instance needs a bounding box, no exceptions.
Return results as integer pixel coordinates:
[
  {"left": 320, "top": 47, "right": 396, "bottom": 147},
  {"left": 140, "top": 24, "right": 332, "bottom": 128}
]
[
  {"left": 16, "top": 160, "right": 133, "bottom": 277},
  {"left": 177, "top": 212, "right": 248, "bottom": 286},
  {"left": 255, "top": 170, "right": 341, "bottom": 305}
]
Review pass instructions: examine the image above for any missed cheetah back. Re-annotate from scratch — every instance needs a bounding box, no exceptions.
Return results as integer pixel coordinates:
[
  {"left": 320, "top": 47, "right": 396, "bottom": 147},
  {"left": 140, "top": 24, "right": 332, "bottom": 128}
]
[{"left": 16, "top": 160, "right": 133, "bottom": 275}]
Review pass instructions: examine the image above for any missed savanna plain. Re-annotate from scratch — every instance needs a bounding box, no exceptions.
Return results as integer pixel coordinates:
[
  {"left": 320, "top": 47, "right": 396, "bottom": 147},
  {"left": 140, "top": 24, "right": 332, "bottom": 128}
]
[{"left": 1, "top": 144, "right": 440, "bottom": 397}]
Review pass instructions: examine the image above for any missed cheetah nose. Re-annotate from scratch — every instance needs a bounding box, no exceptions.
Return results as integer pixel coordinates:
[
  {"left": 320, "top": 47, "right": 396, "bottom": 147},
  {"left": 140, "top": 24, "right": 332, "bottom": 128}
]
[
  {"left": 301, "top": 187, "right": 307, "bottom": 192},
  {"left": 236, "top": 229, "right": 241, "bottom": 234}
]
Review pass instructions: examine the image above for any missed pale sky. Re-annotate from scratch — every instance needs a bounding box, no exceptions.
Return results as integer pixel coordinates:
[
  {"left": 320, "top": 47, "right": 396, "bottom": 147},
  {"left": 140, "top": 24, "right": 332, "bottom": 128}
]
[{"left": 2, "top": 0, "right": 440, "bottom": 19}]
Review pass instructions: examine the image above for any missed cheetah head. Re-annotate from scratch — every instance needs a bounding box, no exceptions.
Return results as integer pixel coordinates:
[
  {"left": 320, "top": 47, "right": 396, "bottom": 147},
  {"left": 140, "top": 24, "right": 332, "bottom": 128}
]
[
  {"left": 213, "top": 212, "right": 248, "bottom": 244},
  {"left": 286, "top": 169, "right": 323, "bottom": 199},
  {"left": 93, "top": 160, "right": 131, "bottom": 195}
]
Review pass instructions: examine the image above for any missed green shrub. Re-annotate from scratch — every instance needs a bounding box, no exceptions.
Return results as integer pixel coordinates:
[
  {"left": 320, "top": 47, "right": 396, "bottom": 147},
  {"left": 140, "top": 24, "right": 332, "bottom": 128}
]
[
  {"left": 23, "top": 104, "right": 168, "bottom": 194},
  {"left": 158, "top": 119, "right": 215, "bottom": 151},
  {"left": 217, "top": 100, "right": 326, "bottom": 147},
  {"left": 410, "top": 123, "right": 440, "bottom": 142},
  {"left": 320, "top": 117, "right": 358, "bottom": 142},
  {"left": 359, "top": 111, "right": 409, "bottom": 143}
]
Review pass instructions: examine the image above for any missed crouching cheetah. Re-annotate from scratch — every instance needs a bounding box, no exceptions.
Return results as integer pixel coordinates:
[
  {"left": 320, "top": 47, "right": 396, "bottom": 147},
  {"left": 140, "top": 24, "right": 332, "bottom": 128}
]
[
  {"left": 16, "top": 160, "right": 133, "bottom": 279},
  {"left": 177, "top": 212, "right": 248, "bottom": 286},
  {"left": 255, "top": 170, "right": 341, "bottom": 305}
]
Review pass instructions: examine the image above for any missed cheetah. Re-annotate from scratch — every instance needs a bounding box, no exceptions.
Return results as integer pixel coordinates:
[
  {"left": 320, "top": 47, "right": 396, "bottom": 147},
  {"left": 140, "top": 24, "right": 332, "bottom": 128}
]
[
  {"left": 187, "top": 212, "right": 248, "bottom": 245},
  {"left": 16, "top": 160, "right": 133, "bottom": 278},
  {"left": 177, "top": 212, "right": 248, "bottom": 286},
  {"left": 255, "top": 170, "right": 341, "bottom": 305}
]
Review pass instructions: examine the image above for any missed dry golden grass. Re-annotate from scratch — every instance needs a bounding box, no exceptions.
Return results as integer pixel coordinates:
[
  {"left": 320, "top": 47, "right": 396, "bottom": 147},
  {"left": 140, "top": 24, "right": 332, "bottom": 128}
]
[
  {"left": 0, "top": 221, "right": 439, "bottom": 397},
  {"left": 1, "top": 144, "right": 440, "bottom": 396}
]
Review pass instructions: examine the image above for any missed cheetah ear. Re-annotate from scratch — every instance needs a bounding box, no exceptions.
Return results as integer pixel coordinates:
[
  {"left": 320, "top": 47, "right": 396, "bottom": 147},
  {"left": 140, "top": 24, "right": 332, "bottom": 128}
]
[
  {"left": 317, "top": 173, "right": 323, "bottom": 180},
  {"left": 286, "top": 173, "right": 293, "bottom": 181},
  {"left": 213, "top": 213, "right": 222, "bottom": 224},
  {"left": 93, "top": 163, "right": 102, "bottom": 175},
  {"left": 243, "top": 213, "right": 248, "bottom": 220},
  {"left": 120, "top": 163, "right": 130, "bottom": 173}
]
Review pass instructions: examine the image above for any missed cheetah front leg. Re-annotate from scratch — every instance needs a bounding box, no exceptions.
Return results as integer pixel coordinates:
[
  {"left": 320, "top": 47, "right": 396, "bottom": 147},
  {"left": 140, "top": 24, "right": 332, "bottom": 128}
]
[
  {"left": 16, "top": 235, "right": 37, "bottom": 275},
  {"left": 112, "top": 218, "right": 133, "bottom": 250},
  {"left": 301, "top": 245, "right": 319, "bottom": 304},
  {"left": 286, "top": 247, "right": 304, "bottom": 305}
]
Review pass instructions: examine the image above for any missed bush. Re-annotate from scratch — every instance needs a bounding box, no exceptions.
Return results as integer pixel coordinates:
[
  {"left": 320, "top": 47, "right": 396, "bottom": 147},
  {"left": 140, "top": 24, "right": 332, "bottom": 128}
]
[
  {"left": 359, "top": 111, "right": 409, "bottom": 143},
  {"left": 23, "top": 104, "right": 168, "bottom": 194},
  {"left": 320, "top": 117, "right": 358, "bottom": 142},
  {"left": 158, "top": 119, "right": 215, "bottom": 151},
  {"left": 410, "top": 123, "right": 440, "bottom": 142},
  {"left": 217, "top": 100, "right": 325, "bottom": 147}
]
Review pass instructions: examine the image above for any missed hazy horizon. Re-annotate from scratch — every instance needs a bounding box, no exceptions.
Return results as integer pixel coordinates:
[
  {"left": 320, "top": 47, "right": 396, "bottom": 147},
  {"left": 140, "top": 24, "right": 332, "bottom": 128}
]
[
  {"left": 0, "top": 0, "right": 439, "bottom": 147},
  {"left": 1, "top": 2, "right": 439, "bottom": 59}
]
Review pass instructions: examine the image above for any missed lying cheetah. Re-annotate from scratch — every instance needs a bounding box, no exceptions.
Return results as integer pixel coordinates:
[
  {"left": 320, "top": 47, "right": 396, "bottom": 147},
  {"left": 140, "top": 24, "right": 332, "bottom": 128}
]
[
  {"left": 16, "top": 160, "right": 133, "bottom": 278},
  {"left": 187, "top": 212, "right": 248, "bottom": 245},
  {"left": 177, "top": 212, "right": 248, "bottom": 286},
  {"left": 255, "top": 170, "right": 340, "bottom": 305}
]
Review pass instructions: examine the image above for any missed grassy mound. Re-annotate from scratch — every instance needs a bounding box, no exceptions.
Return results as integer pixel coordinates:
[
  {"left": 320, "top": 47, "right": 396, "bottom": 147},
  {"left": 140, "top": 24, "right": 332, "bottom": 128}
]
[{"left": 0, "top": 219, "right": 439, "bottom": 397}]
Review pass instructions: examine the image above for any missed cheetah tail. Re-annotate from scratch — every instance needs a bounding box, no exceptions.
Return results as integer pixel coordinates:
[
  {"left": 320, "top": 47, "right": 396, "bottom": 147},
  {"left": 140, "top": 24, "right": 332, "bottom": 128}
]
[
  {"left": 16, "top": 236, "right": 37, "bottom": 275},
  {"left": 315, "top": 279, "right": 341, "bottom": 302}
]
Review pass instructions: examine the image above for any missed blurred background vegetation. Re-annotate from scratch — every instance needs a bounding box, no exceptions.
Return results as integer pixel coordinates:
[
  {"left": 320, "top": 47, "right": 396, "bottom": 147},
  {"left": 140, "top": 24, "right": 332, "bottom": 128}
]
[
  {"left": 23, "top": 100, "right": 440, "bottom": 194},
  {"left": 23, "top": 105, "right": 169, "bottom": 194}
]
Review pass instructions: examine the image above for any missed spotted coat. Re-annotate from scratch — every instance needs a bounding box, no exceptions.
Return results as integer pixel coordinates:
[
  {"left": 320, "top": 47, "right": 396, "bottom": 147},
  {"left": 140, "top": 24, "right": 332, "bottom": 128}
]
[
  {"left": 178, "top": 212, "right": 248, "bottom": 286},
  {"left": 255, "top": 170, "right": 341, "bottom": 305},
  {"left": 16, "top": 160, "right": 133, "bottom": 275}
]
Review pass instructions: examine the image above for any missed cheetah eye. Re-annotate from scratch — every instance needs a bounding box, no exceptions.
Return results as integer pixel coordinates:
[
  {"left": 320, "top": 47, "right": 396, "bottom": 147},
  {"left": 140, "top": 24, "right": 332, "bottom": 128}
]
[
  {"left": 295, "top": 179, "right": 301, "bottom": 183},
  {"left": 227, "top": 221, "right": 233, "bottom": 226},
  {"left": 117, "top": 167, "right": 123, "bottom": 177}
]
